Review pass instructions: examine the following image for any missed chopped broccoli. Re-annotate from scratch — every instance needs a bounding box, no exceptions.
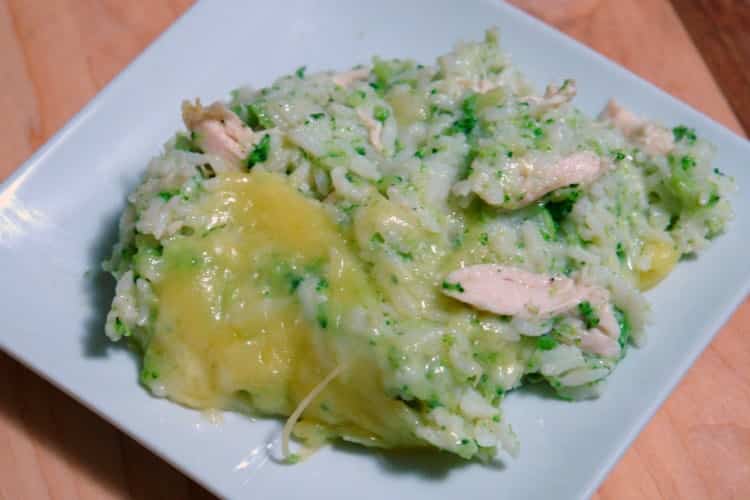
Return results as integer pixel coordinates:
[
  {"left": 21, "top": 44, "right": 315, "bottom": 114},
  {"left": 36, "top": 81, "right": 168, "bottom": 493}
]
[
  {"left": 158, "top": 190, "right": 178, "bottom": 202},
  {"left": 616, "top": 242, "right": 626, "bottom": 262},
  {"left": 395, "top": 250, "right": 413, "bottom": 261},
  {"left": 316, "top": 304, "right": 328, "bottom": 329},
  {"left": 536, "top": 335, "right": 558, "bottom": 351},
  {"left": 449, "top": 93, "right": 478, "bottom": 135},
  {"left": 610, "top": 149, "right": 627, "bottom": 162},
  {"left": 426, "top": 396, "right": 442, "bottom": 409},
  {"left": 672, "top": 125, "right": 697, "bottom": 144},
  {"left": 373, "top": 105, "right": 390, "bottom": 123},
  {"left": 578, "top": 301, "right": 600, "bottom": 329},
  {"left": 544, "top": 188, "right": 581, "bottom": 227},
  {"left": 442, "top": 281, "right": 465, "bottom": 293},
  {"left": 535, "top": 206, "right": 557, "bottom": 241},
  {"left": 244, "top": 103, "right": 275, "bottom": 130},
  {"left": 666, "top": 156, "right": 701, "bottom": 210},
  {"left": 174, "top": 132, "right": 201, "bottom": 153},
  {"left": 245, "top": 134, "right": 271, "bottom": 169},
  {"left": 614, "top": 307, "right": 631, "bottom": 349},
  {"left": 680, "top": 155, "right": 696, "bottom": 171},
  {"left": 114, "top": 317, "right": 132, "bottom": 337},
  {"left": 371, "top": 57, "right": 415, "bottom": 94}
]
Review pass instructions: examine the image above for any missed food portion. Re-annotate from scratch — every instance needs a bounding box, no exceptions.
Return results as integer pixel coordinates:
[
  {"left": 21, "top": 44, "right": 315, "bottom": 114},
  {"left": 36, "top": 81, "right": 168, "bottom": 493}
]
[{"left": 104, "top": 30, "right": 734, "bottom": 462}]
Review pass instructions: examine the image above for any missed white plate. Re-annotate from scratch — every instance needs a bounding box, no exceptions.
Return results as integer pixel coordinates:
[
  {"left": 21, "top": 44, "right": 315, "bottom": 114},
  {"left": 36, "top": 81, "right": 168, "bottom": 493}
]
[{"left": 1, "top": 1, "right": 748, "bottom": 498}]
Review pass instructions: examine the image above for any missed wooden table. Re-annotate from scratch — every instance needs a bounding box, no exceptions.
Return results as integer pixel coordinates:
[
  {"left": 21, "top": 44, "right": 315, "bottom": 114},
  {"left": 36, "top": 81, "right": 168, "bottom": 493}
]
[{"left": 1, "top": 1, "right": 748, "bottom": 498}]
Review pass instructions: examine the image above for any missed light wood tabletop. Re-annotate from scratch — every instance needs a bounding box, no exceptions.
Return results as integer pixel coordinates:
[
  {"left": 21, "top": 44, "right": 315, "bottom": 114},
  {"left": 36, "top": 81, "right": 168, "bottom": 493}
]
[{"left": 1, "top": 1, "right": 748, "bottom": 498}]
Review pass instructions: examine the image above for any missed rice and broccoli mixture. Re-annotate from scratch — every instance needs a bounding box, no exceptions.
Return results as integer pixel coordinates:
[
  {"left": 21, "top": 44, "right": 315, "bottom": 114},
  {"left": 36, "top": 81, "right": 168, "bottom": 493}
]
[{"left": 104, "top": 30, "right": 734, "bottom": 462}]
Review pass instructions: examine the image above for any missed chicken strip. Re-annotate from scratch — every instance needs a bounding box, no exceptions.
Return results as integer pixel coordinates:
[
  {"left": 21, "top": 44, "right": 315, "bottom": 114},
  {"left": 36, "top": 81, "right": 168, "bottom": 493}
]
[
  {"left": 442, "top": 264, "right": 621, "bottom": 357},
  {"left": 182, "top": 99, "right": 260, "bottom": 168},
  {"left": 599, "top": 99, "right": 674, "bottom": 156},
  {"left": 473, "top": 151, "right": 605, "bottom": 209}
]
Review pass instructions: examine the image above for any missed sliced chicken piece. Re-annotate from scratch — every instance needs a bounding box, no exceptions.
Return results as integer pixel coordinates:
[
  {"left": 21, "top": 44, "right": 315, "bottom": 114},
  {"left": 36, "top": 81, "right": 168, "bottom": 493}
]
[
  {"left": 181, "top": 99, "right": 259, "bottom": 168},
  {"left": 515, "top": 151, "right": 602, "bottom": 207},
  {"left": 477, "top": 151, "right": 605, "bottom": 209},
  {"left": 599, "top": 100, "right": 641, "bottom": 136},
  {"left": 442, "top": 265, "right": 589, "bottom": 319},
  {"left": 582, "top": 286, "right": 618, "bottom": 332},
  {"left": 636, "top": 123, "right": 674, "bottom": 156},
  {"left": 579, "top": 292, "right": 621, "bottom": 357},
  {"left": 524, "top": 79, "right": 576, "bottom": 113},
  {"left": 599, "top": 100, "right": 674, "bottom": 156},
  {"left": 442, "top": 264, "right": 621, "bottom": 357},
  {"left": 332, "top": 67, "right": 370, "bottom": 87},
  {"left": 592, "top": 300, "right": 620, "bottom": 339},
  {"left": 579, "top": 330, "right": 620, "bottom": 358},
  {"left": 357, "top": 109, "right": 383, "bottom": 152}
]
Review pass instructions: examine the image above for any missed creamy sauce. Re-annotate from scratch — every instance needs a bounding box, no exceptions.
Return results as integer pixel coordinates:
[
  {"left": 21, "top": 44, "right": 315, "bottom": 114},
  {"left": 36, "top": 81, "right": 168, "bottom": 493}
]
[{"left": 146, "top": 171, "right": 420, "bottom": 447}]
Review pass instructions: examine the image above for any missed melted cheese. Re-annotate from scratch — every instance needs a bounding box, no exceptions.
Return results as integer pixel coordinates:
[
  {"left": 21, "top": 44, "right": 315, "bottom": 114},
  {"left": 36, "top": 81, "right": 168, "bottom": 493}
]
[
  {"left": 144, "top": 171, "right": 420, "bottom": 448},
  {"left": 637, "top": 238, "right": 679, "bottom": 290}
]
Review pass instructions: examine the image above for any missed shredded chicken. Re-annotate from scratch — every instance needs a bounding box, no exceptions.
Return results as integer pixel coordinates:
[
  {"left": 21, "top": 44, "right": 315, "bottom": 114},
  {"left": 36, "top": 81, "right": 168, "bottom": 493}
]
[
  {"left": 477, "top": 151, "right": 606, "bottom": 209},
  {"left": 357, "top": 109, "right": 383, "bottom": 152},
  {"left": 442, "top": 264, "right": 621, "bottom": 357},
  {"left": 579, "top": 330, "right": 620, "bottom": 359},
  {"left": 524, "top": 79, "right": 577, "bottom": 113},
  {"left": 332, "top": 67, "right": 370, "bottom": 87},
  {"left": 599, "top": 99, "right": 674, "bottom": 156},
  {"left": 181, "top": 99, "right": 259, "bottom": 168},
  {"left": 443, "top": 265, "right": 588, "bottom": 319}
]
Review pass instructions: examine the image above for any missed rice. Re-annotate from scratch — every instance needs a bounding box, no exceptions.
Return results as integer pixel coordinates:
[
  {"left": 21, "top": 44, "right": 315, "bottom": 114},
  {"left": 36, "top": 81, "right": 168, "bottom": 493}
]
[{"left": 103, "top": 29, "right": 734, "bottom": 461}]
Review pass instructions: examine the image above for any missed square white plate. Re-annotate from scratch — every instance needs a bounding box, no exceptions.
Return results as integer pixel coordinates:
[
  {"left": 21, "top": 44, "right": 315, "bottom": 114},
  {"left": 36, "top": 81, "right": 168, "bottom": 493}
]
[{"left": 1, "top": 1, "right": 748, "bottom": 498}]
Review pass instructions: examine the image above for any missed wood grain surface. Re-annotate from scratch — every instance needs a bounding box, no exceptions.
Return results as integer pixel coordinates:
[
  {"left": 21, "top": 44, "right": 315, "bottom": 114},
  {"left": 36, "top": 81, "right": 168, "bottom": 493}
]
[
  {"left": 0, "top": 1, "right": 748, "bottom": 498},
  {"left": 671, "top": 0, "right": 750, "bottom": 135}
]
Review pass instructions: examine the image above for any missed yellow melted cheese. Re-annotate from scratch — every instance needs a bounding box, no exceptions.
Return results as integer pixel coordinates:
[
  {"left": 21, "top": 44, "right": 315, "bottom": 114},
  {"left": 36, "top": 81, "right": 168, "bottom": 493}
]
[
  {"left": 637, "top": 238, "right": 679, "bottom": 290},
  {"left": 144, "top": 171, "right": 420, "bottom": 448}
]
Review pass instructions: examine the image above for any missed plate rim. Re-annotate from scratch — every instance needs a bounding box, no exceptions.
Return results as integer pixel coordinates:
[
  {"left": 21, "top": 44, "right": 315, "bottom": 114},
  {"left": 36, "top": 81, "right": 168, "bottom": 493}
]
[{"left": 1, "top": 1, "right": 748, "bottom": 498}]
